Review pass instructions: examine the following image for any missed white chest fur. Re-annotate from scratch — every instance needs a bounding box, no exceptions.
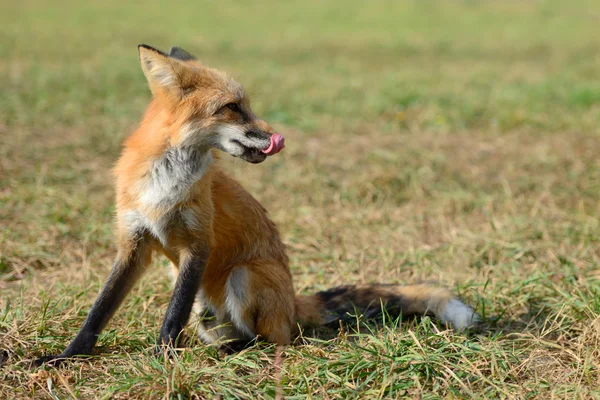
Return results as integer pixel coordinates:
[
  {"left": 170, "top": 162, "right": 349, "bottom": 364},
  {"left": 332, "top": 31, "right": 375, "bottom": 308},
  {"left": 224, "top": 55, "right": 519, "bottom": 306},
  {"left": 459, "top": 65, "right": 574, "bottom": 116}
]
[
  {"left": 140, "top": 147, "right": 213, "bottom": 211},
  {"left": 124, "top": 147, "right": 213, "bottom": 245}
]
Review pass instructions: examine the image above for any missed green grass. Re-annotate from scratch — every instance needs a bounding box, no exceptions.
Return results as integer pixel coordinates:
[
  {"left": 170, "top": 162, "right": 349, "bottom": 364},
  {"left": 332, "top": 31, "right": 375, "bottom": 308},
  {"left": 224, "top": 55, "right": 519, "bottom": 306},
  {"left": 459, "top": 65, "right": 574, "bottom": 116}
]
[{"left": 1, "top": 0, "right": 600, "bottom": 398}]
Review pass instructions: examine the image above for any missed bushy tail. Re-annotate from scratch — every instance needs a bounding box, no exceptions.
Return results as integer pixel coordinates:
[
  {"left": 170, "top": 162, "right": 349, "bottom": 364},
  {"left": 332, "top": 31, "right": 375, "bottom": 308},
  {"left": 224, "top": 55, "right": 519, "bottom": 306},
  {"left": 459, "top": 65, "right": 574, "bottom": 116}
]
[{"left": 295, "top": 283, "right": 479, "bottom": 331}]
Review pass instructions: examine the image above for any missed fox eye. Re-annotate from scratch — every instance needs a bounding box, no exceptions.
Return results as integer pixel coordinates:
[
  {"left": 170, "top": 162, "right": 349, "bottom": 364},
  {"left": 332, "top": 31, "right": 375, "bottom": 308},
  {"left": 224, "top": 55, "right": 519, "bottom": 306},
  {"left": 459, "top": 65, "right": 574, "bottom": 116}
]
[{"left": 225, "top": 103, "right": 240, "bottom": 113}]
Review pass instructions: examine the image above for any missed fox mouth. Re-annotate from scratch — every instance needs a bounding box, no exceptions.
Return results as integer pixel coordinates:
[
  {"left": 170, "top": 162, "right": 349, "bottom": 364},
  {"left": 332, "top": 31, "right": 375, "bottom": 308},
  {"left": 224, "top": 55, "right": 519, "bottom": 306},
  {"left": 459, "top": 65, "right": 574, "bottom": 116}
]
[
  {"left": 231, "top": 133, "right": 285, "bottom": 164},
  {"left": 233, "top": 140, "right": 269, "bottom": 163},
  {"left": 213, "top": 125, "right": 286, "bottom": 164}
]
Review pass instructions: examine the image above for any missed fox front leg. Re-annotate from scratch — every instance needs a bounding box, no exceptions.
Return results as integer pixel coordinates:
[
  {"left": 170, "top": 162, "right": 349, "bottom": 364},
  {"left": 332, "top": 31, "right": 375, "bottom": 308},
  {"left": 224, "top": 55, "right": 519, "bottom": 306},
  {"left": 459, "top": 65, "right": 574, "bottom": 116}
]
[
  {"left": 35, "top": 235, "right": 151, "bottom": 366},
  {"left": 156, "top": 248, "right": 209, "bottom": 353}
]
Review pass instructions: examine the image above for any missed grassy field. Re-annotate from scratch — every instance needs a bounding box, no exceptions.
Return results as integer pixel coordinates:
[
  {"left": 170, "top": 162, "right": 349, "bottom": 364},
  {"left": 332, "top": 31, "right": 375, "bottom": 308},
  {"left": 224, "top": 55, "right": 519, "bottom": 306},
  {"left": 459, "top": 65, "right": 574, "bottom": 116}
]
[{"left": 2, "top": 0, "right": 600, "bottom": 398}]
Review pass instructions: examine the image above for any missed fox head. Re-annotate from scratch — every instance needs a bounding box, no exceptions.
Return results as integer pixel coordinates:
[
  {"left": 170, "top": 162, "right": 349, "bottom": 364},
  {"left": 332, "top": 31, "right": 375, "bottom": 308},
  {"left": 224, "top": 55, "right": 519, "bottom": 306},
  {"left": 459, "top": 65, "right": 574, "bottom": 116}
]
[{"left": 138, "top": 44, "right": 284, "bottom": 163}]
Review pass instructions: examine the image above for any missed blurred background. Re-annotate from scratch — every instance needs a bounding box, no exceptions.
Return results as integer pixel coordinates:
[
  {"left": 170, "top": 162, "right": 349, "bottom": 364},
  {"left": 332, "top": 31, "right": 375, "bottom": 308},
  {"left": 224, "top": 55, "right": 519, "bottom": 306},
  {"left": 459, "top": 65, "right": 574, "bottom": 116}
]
[{"left": 1, "top": 0, "right": 600, "bottom": 398}]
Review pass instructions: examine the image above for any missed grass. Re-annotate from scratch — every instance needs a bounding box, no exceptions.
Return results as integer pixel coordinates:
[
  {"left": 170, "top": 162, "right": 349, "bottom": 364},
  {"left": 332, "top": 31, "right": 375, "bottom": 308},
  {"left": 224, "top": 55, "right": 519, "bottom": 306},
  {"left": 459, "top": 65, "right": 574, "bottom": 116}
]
[{"left": 1, "top": 0, "right": 600, "bottom": 398}]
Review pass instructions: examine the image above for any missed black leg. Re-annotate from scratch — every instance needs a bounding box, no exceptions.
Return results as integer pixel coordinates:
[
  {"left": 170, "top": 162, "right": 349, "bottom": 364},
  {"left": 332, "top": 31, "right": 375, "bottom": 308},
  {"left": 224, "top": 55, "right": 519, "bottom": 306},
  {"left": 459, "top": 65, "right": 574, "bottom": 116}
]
[
  {"left": 35, "top": 237, "right": 150, "bottom": 366},
  {"left": 158, "top": 249, "right": 209, "bottom": 349}
]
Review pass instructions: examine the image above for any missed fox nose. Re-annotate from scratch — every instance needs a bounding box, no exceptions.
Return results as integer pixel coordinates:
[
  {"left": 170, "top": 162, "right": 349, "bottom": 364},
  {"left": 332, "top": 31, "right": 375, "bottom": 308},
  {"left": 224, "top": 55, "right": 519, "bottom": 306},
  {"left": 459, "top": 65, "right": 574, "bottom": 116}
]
[{"left": 261, "top": 133, "right": 285, "bottom": 156}]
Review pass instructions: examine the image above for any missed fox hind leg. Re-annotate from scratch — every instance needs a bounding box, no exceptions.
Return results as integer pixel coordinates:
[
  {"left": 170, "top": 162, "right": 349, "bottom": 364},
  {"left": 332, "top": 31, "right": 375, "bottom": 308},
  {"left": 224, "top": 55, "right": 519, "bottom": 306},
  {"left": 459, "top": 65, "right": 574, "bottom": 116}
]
[
  {"left": 192, "top": 287, "right": 255, "bottom": 353},
  {"left": 192, "top": 264, "right": 296, "bottom": 352},
  {"left": 243, "top": 263, "right": 296, "bottom": 346}
]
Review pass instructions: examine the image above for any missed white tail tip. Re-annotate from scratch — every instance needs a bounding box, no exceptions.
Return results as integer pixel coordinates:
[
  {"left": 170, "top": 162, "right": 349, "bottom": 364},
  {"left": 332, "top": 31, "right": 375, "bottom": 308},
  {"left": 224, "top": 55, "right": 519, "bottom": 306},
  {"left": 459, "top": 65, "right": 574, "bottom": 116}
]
[{"left": 439, "top": 298, "right": 480, "bottom": 330}]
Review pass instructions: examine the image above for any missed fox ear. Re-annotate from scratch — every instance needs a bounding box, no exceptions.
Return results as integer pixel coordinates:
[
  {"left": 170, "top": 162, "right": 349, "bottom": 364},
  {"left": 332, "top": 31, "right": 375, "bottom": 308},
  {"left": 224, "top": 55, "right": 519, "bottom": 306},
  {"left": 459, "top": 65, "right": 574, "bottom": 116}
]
[
  {"left": 138, "top": 44, "right": 189, "bottom": 96},
  {"left": 169, "top": 46, "right": 196, "bottom": 61}
]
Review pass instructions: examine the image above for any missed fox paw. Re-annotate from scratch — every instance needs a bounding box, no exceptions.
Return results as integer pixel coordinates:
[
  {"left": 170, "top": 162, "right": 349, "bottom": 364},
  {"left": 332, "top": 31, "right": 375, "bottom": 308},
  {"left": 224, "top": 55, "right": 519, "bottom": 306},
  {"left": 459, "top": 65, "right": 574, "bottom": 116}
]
[{"left": 34, "top": 354, "right": 65, "bottom": 368}]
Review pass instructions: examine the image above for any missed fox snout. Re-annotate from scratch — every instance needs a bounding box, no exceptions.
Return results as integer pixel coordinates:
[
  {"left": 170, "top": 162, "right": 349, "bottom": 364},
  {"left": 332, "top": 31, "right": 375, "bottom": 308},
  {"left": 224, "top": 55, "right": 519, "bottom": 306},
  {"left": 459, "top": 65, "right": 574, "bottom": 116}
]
[
  {"left": 214, "top": 124, "right": 285, "bottom": 164},
  {"left": 243, "top": 129, "right": 285, "bottom": 155}
]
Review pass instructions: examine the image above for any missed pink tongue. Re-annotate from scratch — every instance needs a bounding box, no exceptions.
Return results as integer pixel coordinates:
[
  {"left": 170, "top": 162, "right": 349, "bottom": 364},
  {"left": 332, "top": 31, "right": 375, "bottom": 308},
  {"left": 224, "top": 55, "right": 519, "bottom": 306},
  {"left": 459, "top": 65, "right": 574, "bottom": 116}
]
[{"left": 261, "top": 133, "right": 285, "bottom": 156}]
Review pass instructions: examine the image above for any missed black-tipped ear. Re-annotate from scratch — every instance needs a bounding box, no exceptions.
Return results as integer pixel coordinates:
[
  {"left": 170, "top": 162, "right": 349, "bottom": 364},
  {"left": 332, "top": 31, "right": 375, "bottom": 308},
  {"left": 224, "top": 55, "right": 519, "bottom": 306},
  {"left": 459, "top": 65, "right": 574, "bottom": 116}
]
[
  {"left": 169, "top": 46, "right": 196, "bottom": 61},
  {"left": 138, "top": 44, "right": 168, "bottom": 57}
]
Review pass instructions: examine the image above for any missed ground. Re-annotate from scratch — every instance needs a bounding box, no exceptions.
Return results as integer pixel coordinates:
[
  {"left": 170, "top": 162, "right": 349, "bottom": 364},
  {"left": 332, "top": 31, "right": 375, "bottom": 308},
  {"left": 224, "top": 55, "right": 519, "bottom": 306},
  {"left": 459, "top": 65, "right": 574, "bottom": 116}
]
[{"left": 1, "top": 0, "right": 600, "bottom": 398}]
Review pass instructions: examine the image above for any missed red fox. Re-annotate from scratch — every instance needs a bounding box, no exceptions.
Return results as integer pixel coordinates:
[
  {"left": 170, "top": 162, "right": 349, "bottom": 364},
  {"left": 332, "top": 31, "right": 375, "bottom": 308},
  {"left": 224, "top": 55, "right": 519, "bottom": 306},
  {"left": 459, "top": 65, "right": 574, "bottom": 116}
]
[{"left": 36, "top": 45, "right": 479, "bottom": 365}]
